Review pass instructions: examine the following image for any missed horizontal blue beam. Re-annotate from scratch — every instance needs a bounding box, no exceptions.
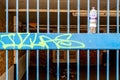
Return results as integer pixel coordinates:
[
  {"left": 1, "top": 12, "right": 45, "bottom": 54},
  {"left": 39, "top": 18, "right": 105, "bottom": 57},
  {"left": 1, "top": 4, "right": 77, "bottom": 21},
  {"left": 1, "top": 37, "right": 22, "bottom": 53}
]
[{"left": 0, "top": 33, "right": 120, "bottom": 50}]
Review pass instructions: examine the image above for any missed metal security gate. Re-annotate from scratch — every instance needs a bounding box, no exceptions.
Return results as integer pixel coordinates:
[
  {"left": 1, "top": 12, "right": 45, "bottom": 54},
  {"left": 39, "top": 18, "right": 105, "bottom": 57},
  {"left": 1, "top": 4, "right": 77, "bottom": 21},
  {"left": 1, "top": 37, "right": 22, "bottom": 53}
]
[{"left": 1, "top": 0, "right": 120, "bottom": 80}]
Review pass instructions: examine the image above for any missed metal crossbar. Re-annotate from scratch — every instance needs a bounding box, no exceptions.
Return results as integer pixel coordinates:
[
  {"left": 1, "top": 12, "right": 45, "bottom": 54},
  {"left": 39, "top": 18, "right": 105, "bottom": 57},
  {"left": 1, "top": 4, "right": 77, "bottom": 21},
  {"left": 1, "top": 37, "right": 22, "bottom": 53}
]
[{"left": 3, "top": 0, "right": 120, "bottom": 80}]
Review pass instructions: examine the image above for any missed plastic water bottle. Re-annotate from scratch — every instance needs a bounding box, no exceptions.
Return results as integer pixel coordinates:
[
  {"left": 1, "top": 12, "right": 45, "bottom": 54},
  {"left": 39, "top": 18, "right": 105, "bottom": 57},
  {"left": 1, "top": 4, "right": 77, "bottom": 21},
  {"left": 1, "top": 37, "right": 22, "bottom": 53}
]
[{"left": 90, "top": 7, "right": 97, "bottom": 22}]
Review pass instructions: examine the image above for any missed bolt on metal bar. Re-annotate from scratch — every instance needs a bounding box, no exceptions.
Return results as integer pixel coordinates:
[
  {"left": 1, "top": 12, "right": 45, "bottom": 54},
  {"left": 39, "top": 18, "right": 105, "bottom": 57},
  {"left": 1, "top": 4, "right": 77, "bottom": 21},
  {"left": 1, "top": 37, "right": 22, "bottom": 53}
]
[
  {"left": 47, "top": 0, "right": 50, "bottom": 79},
  {"left": 26, "top": 0, "right": 29, "bottom": 80},
  {"left": 5, "top": 0, "right": 8, "bottom": 80},
  {"left": 57, "top": 0, "right": 60, "bottom": 80},
  {"left": 36, "top": 0, "right": 40, "bottom": 80},
  {"left": 67, "top": 0, "right": 70, "bottom": 80},
  {"left": 77, "top": 0, "right": 80, "bottom": 79}
]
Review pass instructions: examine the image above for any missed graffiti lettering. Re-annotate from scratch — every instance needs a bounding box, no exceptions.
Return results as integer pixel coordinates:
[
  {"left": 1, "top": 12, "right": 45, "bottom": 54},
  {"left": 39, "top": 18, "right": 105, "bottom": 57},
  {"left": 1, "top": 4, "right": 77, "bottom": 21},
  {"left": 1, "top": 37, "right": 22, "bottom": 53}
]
[{"left": 0, "top": 33, "right": 85, "bottom": 49}]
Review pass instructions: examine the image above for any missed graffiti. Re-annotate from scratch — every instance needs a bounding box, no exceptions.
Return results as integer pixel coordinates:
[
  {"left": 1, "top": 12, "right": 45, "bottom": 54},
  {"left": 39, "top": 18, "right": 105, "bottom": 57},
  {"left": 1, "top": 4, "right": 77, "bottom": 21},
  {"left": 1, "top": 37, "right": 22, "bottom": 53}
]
[{"left": 0, "top": 33, "right": 85, "bottom": 49}]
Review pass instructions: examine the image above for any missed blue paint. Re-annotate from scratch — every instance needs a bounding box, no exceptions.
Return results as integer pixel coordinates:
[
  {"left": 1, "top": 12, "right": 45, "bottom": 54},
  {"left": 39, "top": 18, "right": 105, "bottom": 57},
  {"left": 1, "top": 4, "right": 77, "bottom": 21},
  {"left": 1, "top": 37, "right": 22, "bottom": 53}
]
[{"left": 0, "top": 33, "right": 120, "bottom": 49}]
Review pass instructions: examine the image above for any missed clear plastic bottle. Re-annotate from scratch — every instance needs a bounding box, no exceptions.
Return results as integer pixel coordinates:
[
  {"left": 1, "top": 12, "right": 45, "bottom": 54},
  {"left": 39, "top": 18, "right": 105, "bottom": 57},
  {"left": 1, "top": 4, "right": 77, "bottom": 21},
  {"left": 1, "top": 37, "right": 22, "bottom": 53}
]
[{"left": 89, "top": 7, "right": 97, "bottom": 33}]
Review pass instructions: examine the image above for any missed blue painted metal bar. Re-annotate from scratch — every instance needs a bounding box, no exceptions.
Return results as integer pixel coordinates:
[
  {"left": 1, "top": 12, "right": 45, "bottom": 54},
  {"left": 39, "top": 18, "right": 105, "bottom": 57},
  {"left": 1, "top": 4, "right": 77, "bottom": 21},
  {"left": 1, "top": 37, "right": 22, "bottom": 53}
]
[
  {"left": 106, "top": 50, "right": 109, "bottom": 80},
  {"left": 67, "top": 50, "right": 70, "bottom": 80},
  {"left": 87, "top": 0, "right": 90, "bottom": 80},
  {"left": 26, "top": 50, "right": 29, "bottom": 80},
  {"left": 56, "top": 49, "right": 60, "bottom": 80},
  {"left": 77, "top": 0, "right": 80, "bottom": 33},
  {"left": 116, "top": 1, "right": 119, "bottom": 80},
  {"left": 5, "top": 0, "right": 8, "bottom": 80},
  {"left": 47, "top": 0, "right": 50, "bottom": 33},
  {"left": 97, "top": 50, "right": 100, "bottom": 80},
  {"left": 87, "top": 50, "right": 90, "bottom": 80},
  {"left": 6, "top": 50, "right": 8, "bottom": 80},
  {"left": 107, "top": 0, "right": 110, "bottom": 33},
  {"left": 87, "top": 0, "right": 90, "bottom": 33},
  {"left": 116, "top": 0, "right": 119, "bottom": 33},
  {"left": 116, "top": 50, "right": 119, "bottom": 80},
  {"left": 77, "top": 0, "right": 80, "bottom": 80},
  {"left": 77, "top": 50, "right": 80, "bottom": 80},
  {"left": 47, "top": 0, "right": 50, "bottom": 79},
  {"left": 26, "top": 0, "right": 29, "bottom": 80},
  {"left": 0, "top": 33, "right": 120, "bottom": 50},
  {"left": 36, "top": 50, "right": 39, "bottom": 80},
  {"left": 67, "top": 0, "right": 70, "bottom": 80},
  {"left": 97, "top": 0, "right": 100, "bottom": 80},
  {"left": 16, "top": 0, "right": 19, "bottom": 80},
  {"left": 97, "top": 0, "right": 100, "bottom": 33},
  {"left": 106, "top": 0, "right": 110, "bottom": 80},
  {"left": 36, "top": 0, "right": 40, "bottom": 80},
  {"left": 47, "top": 50, "right": 50, "bottom": 80},
  {"left": 57, "top": 0, "right": 60, "bottom": 80},
  {"left": 6, "top": 0, "right": 8, "bottom": 33}
]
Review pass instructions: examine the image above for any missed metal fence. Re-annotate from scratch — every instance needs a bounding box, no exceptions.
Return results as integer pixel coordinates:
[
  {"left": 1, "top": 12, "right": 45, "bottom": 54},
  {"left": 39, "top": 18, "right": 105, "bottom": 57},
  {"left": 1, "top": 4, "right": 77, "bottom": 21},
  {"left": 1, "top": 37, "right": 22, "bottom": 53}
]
[{"left": 2, "top": 0, "right": 120, "bottom": 80}]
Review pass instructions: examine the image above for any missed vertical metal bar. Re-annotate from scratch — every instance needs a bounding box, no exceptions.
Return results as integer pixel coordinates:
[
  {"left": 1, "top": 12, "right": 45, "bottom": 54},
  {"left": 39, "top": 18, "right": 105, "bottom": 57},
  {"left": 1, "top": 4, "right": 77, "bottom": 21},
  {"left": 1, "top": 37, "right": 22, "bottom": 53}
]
[
  {"left": 47, "top": 0, "right": 50, "bottom": 79},
  {"left": 47, "top": 50, "right": 50, "bottom": 80},
  {"left": 67, "top": 50, "right": 70, "bottom": 80},
  {"left": 87, "top": 0, "right": 90, "bottom": 80},
  {"left": 67, "top": 0, "right": 70, "bottom": 80},
  {"left": 6, "top": 0, "right": 8, "bottom": 33},
  {"left": 97, "top": 0, "right": 100, "bottom": 33},
  {"left": 116, "top": 0, "right": 119, "bottom": 33},
  {"left": 57, "top": 0, "right": 60, "bottom": 80},
  {"left": 116, "top": 0, "right": 119, "bottom": 80},
  {"left": 97, "top": 0, "right": 100, "bottom": 80},
  {"left": 116, "top": 50, "right": 119, "bottom": 80},
  {"left": 87, "top": 0, "right": 90, "bottom": 33},
  {"left": 87, "top": 50, "right": 90, "bottom": 80},
  {"left": 107, "top": 0, "right": 110, "bottom": 33},
  {"left": 77, "top": 0, "right": 80, "bottom": 33},
  {"left": 97, "top": 50, "right": 100, "bottom": 80},
  {"left": 36, "top": 0, "right": 40, "bottom": 80},
  {"left": 26, "top": 0, "right": 29, "bottom": 80},
  {"left": 106, "top": 0, "right": 110, "bottom": 80},
  {"left": 36, "top": 50, "right": 39, "bottom": 80},
  {"left": 6, "top": 50, "right": 8, "bottom": 80},
  {"left": 26, "top": 50, "right": 29, "bottom": 80},
  {"left": 5, "top": 0, "right": 8, "bottom": 80},
  {"left": 106, "top": 50, "right": 109, "bottom": 80},
  {"left": 77, "top": 0, "right": 80, "bottom": 80},
  {"left": 16, "top": 0, "right": 19, "bottom": 80},
  {"left": 57, "top": 50, "right": 60, "bottom": 80},
  {"left": 77, "top": 50, "right": 80, "bottom": 80}
]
